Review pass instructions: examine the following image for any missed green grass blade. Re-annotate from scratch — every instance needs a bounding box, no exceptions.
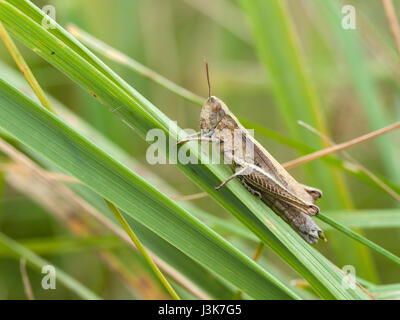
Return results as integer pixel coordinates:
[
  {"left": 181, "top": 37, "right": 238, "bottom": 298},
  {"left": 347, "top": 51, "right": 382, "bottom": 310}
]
[
  {"left": 238, "top": 0, "right": 349, "bottom": 206},
  {"left": 0, "top": 60, "right": 239, "bottom": 300},
  {"left": 0, "top": 236, "right": 122, "bottom": 257},
  {"left": 0, "top": 232, "right": 101, "bottom": 300},
  {"left": 63, "top": 24, "right": 400, "bottom": 207},
  {"left": 0, "top": 20, "right": 54, "bottom": 112},
  {"left": 327, "top": 209, "right": 400, "bottom": 229},
  {"left": 72, "top": 186, "right": 238, "bottom": 300},
  {"left": 104, "top": 199, "right": 181, "bottom": 300},
  {"left": 317, "top": 214, "right": 400, "bottom": 266},
  {"left": 314, "top": 0, "right": 400, "bottom": 184},
  {"left": 240, "top": 0, "right": 379, "bottom": 282},
  {"left": 67, "top": 24, "right": 204, "bottom": 106},
  {"left": 0, "top": 77, "right": 297, "bottom": 300},
  {"left": 1, "top": 2, "right": 394, "bottom": 204},
  {"left": 0, "top": 0, "right": 372, "bottom": 298},
  {"left": 369, "top": 283, "right": 400, "bottom": 300},
  {"left": 194, "top": 206, "right": 400, "bottom": 267},
  {"left": 194, "top": 208, "right": 400, "bottom": 240}
]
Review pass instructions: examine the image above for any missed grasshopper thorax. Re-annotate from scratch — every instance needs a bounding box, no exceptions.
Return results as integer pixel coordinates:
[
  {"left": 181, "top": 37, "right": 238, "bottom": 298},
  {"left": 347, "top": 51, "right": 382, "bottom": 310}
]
[{"left": 200, "top": 96, "right": 228, "bottom": 135}]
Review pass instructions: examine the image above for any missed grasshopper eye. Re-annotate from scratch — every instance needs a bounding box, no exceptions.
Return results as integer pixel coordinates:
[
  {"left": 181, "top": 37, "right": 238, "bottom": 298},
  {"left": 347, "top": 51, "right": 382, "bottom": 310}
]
[{"left": 211, "top": 102, "right": 221, "bottom": 112}]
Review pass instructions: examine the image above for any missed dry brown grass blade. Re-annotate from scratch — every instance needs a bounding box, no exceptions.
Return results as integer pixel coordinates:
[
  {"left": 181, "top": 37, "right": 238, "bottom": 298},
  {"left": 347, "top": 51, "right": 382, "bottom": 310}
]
[
  {"left": 335, "top": 265, "right": 377, "bottom": 300},
  {"left": 283, "top": 122, "right": 400, "bottom": 169},
  {"left": 0, "top": 138, "right": 210, "bottom": 300},
  {"left": 4, "top": 165, "right": 169, "bottom": 299},
  {"left": 170, "top": 192, "right": 208, "bottom": 201},
  {"left": 382, "top": 0, "right": 400, "bottom": 56},
  {"left": 19, "top": 258, "right": 34, "bottom": 300},
  {"left": 43, "top": 172, "right": 81, "bottom": 183},
  {"left": 0, "top": 21, "right": 186, "bottom": 299},
  {"left": 0, "top": 21, "right": 54, "bottom": 112},
  {"left": 297, "top": 121, "right": 400, "bottom": 203}
]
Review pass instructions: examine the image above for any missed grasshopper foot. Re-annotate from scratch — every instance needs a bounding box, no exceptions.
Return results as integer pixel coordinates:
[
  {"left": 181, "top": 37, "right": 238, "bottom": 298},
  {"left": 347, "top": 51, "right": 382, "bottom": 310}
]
[
  {"left": 308, "top": 204, "right": 320, "bottom": 216},
  {"left": 301, "top": 184, "right": 323, "bottom": 202}
]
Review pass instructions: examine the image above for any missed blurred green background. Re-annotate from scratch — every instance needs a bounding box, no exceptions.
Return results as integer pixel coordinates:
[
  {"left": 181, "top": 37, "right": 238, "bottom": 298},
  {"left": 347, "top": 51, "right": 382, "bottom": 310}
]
[{"left": 0, "top": 0, "right": 399, "bottom": 299}]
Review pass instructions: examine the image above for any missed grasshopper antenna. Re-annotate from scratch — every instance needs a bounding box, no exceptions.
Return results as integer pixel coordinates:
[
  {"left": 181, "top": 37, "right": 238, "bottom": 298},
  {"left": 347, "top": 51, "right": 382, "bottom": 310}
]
[{"left": 204, "top": 57, "right": 211, "bottom": 98}]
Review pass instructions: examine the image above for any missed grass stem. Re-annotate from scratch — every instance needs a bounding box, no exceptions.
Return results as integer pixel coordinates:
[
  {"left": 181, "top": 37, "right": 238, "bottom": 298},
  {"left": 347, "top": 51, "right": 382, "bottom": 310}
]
[
  {"left": 0, "top": 21, "right": 55, "bottom": 113},
  {"left": 283, "top": 122, "right": 400, "bottom": 169},
  {"left": 67, "top": 24, "right": 204, "bottom": 106},
  {"left": 104, "top": 199, "right": 181, "bottom": 300}
]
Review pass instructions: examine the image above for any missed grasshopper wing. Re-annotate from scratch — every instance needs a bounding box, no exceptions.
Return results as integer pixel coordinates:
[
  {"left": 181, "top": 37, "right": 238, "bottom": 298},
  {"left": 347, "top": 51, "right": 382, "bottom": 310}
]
[{"left": 241, "top": 166, "right": 320, "bottom": 216}]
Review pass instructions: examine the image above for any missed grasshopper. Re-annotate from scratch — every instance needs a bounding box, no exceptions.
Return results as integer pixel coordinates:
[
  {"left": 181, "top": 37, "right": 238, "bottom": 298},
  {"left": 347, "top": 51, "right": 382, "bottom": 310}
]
[{"left": 177, "top": 62, "right": 325, "bottom": 244}]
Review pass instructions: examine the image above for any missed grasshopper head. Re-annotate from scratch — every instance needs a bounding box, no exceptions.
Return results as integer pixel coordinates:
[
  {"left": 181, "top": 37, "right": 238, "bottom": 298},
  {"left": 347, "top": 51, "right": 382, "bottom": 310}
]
[{"left": 200, "top": 96, "right": 228, "bottom": 135}]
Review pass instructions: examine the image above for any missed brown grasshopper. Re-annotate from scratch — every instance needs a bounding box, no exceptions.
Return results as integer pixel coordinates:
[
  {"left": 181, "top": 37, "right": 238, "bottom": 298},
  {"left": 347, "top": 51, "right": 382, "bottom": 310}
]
[{"left": 177, "top": 62, "right": 325, "bottom": 244}]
